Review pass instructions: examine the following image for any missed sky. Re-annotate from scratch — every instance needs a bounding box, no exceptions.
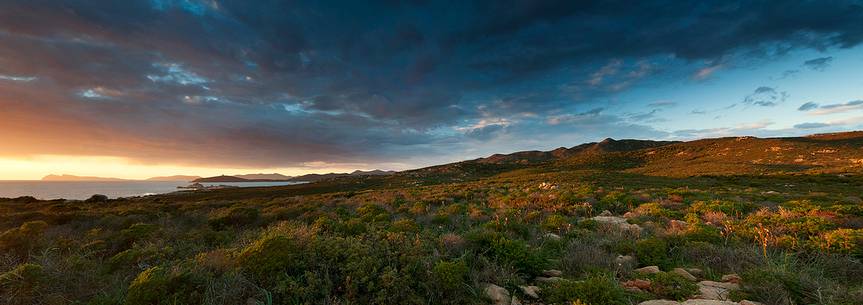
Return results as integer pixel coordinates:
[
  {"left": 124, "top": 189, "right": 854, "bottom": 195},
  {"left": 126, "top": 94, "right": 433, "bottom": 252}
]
[{"left": 1, "top": 1, "right": 863, "bottom": 180}]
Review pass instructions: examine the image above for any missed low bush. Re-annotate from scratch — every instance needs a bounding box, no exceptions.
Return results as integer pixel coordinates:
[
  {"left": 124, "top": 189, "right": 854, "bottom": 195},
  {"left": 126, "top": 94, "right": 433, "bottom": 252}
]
[
  {"left": 208, "top": 206, "right": 260, "bottom": 230},
  {"left": 647, "top": 272, "right": 697, "bottom": 300},
  {"left": 636, "top": 238, "right": 669, "bottom": 269},
  {"left": 125, "top": 266, "right": 204, "bottom": 305},
  {"left": 541, "top": 274, "right": 628, "bottom": 305}
]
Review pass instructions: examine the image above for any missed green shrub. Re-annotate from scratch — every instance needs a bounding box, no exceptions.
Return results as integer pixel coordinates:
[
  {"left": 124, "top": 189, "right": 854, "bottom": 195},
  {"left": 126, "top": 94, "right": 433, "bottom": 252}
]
[
  {"left": 0, "top": 263, "right": 44, "bottom": 290},
  {"left": 237, "top": 234, "right": 306, "bottom": 283},
  {"left": 430, "top": 260, "right": 469, "bottom": 292},
  {"left": 541, "top": 274, "right": 628, "bottom": 305},
  {"left": 390, "top": 218, "right": 420, "bottom": 233},
  {"left": 489, "top": 237, "right": 547, "bottom": 276},
  {"left": 208, "top": 206, "right": 260, "bottom": 230},
  {"left": 741, "top": 265, "right": 822, "bottom": 305},
  {"left": 636, "top": 238, "right": 669, "bottom": 268},
  {"left": 0, "top": 221, "right": 48, "bottom": 256},
  {"left": 116, "top": 223, "right": 159, "bottom": 248},
  {"left": 648, "top": 272, "right": 697, "bottom": 300},
  {"left": 542, "top": 214, "right": 569, "bottom": 232},
  {"left": 125, "top": 266, "right": 203, "bottom": 305}
]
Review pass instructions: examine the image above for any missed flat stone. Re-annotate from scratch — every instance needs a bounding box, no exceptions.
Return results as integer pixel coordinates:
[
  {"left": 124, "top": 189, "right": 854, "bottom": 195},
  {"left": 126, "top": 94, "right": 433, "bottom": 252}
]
[
  {"left": 518, "top": 285, "right": 540, "bottom": 299},
  {"left": 682, "top": 300, "right": 738, "bottom": 305},
  {"left": 686, "top": 268, "right": 704, "bottom": 277},
  {"left": 740, "top": 300, "right": 765, "bottom": 305},
  {"left": 535, "top": 276, "right": 565, "bottom": 284},
  {"left": 634, "top": 265, "right": 661, "bottom": 274},
  {"left": 696, "top": 281, "right": 739, "bottom": 300},
  {"left": 543, "top": 233, "right": 561, "bottom": 240},
  {"left": 637, "top": 300, "right": 680, "bottom": 305},
  {"left": 671, "top": 268, "right": 698, "bottom": 281},
  {"left": 542, "top": 269, "right": 563, "bottom": 277},
  {"left": 721, "top": 274, "right": 741, "bottom": 284}
]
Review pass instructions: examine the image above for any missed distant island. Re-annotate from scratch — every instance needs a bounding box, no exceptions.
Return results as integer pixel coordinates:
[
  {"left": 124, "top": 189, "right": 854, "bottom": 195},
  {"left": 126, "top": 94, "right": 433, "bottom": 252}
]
[
  {"left": 234, "top": 173, "right": 293, "bottom": 180},
  {"left": 41, "top": 174, "right": 129, "bottom": 181},
  {"left": 145, "top": 175, "right": 202, "bottom": 182},
  {"left": 192, "top": 170, "right": 396, "bottom": 183}
]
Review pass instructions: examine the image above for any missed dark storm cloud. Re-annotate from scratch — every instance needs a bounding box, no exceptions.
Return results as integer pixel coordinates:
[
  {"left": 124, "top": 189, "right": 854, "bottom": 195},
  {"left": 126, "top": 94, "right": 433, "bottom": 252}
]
[{"left": 2, "top": 0, "right": 863, "bottom": 167}]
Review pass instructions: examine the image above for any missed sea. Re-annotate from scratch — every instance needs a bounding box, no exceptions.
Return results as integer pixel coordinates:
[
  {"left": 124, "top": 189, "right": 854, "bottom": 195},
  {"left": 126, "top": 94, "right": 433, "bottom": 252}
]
[{"left": 0, "top": 181, "right": 305, "bottom": 200}]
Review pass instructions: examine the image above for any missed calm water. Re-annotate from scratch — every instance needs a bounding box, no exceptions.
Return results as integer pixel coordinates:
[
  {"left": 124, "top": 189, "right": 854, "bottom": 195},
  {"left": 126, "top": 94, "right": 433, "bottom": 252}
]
[{"left": 0, "top": 181, "right": 304, "bottom": 200}]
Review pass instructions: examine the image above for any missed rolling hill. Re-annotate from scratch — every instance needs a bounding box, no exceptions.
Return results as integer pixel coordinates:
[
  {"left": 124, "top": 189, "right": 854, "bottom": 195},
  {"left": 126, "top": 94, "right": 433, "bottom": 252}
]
[{"left": 404, "top": 131, "right": 863, "bottom": 180}]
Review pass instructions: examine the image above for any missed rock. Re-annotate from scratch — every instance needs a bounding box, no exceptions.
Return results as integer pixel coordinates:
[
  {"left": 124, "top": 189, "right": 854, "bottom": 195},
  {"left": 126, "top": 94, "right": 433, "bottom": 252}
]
[
  {"left": 637, "top": 300, "right": 680, "bottom": 305},
  {"left": 634, "top": 265, "right": 661, "bottom": 274},
  {"left": 739, "top": 300, "right": 765, "bottom": 305},
  {"left": 695, "top": 281, "right": 739, "bottom": 300},
  {"left": 510, "top": 295, "right": 522, "bottom": 305},
  {"left": 721, "top": 274, "right": 741, "bottom": 284},
  {"left": 542, "top": 269, "right": 563, "bottom": 277},
  {"left": 669, "top": 220, "right": 689, "bottom": 232},
  {"left": 592, "top": 215, "right": 643, "bottom": 235},
  {"left": 623, "top": 279, "right": 652, "bottom": 289},
  {"left": 543, "top": 233, "right": 561, "bottom": 240},
  {"left": 686, "top": 268, "right": 704, "bottom": 277},
  {"left": 843, "top": 196, "right": 862, "bottom": 204},
  {"left": 671, "top": 268, "right": 698, "bottom": 281},
  {"left": 625, "top": 286, "right": 644, "bottom": 293},
  {"left": 483, "top": 283, "right": 511, "bottom": 305},
  {"left": 85, "top": 194, "right": 109, "bottom": 203},
  {"left": 681, "top": 300, "right": 738, "bottom": 305},
  {"left": 599, "top": 210, "right": 613, "bottom": 216},
  {"left": 518, "top": 285, "right": 540, "bottom": 299},
  {"left": 615, "top": 255, "right": 636, "bottom": 267},
  {"left": 535, "top": 276, "right": 565, "bottom": 284}
]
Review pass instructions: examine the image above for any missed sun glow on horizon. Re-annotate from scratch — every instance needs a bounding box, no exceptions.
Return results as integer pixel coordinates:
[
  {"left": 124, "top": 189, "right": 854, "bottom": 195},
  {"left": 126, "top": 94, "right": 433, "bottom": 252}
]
[{"left": 0, "top": 155, "right": 384, "bottom": 180}]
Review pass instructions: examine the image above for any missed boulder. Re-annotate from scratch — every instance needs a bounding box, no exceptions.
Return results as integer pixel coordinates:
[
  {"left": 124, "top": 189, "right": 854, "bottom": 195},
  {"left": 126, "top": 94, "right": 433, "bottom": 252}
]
[
  {"left": 542, "top": 269, "right": 563, "bottom": 277},
  {"left": 85, "top": 194, "right": 109, "bottom": 203},
  {"left": 739, "top": 300, "right": 765, "bottom": 305},
  {"left": 634, "top": 266, "right": 661, "bottom": 274},
  {"left": 669, "top": 220, "right": 689, "bottom": 231},
  {"left": 599, "top": 210, "right": 614, "bottom": 216},
  {"left": 638, "top": 300, "right": 681, "bottom": 305},
  {"left": 510, "top": 295, "right": 522, "bottom": 305},
  {"left": 483, "top": 283, "right": 511, "bottom": 305},
  {"left": 695, "top": 281, "right": 739, "bottom": 300},
  {"left": 518, "top": 285, "right": 540, "bottom": 299},
  {"left": 671, "top": 268, "right": 698, "bottom": 281},
  {"left": 686, "top": 268, "right": 704, "bottom": 277},
  {"left": 615, "top": 255, "right": 636, "bottom": 267},
  {"left": 592, "top": 215, "right": 642, "bottom": 234},
  {"left": 623, "top": 279, "right": 652, "bottom": 289},
  {"left": 543, "top": 233, "right": 561, "bottom": 240},
  {"left": 843, "top": 196, "right": 862, "bottom": 204},
  {"left": 721, "top": 274, "right": 741, "bottom": 284}
]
